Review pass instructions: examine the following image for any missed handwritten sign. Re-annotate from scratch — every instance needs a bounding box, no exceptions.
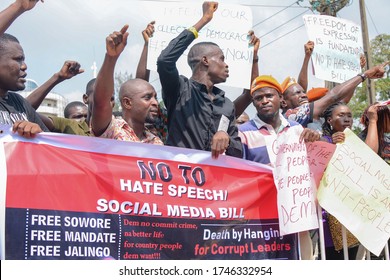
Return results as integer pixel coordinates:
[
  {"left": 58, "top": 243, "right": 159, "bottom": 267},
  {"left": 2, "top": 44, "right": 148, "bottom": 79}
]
[
  {"left": 0, "top": 125, "right": 299, "bottom": 260},
  {"left": 269, "top": 126, "right": 319, "bottom": 235},
  {"left": 143, "top": 1, "right": 253, "bottom": 90},
  {"left": 303, "top": 15, "right": 363, "bottom": 83},
  {"left": 306, "top": 141, "right": 336, "bottom": 187},
  {"left": 318, "top": 128, "right": 390, "bottom": 256}
]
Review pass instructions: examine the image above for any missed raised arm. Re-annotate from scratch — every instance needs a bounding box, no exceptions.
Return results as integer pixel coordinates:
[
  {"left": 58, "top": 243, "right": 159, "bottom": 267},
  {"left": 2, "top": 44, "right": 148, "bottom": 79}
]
[
  {"left": 0, "top": 0, "right": 43, "bottom": 35},
  {"left": 364, "top": 103, "right": 380, "bottom": 153},
  {"left": 233, "top": 30, "right": 260, "bottom": 117},
  {"left": 297, "top": 40, "right": 314, "bottom": 92},
  {"left": 157, "top": 1, "right": 218, "bottom": 107},
  {"left": 313, "top": 61, "right": 389, "bottom": 119},
  {"left": 136, "top": 21, "right": 155, "bottom": 81},
  {"left": 92, "top": 25, "right": 129, "bottom": 136},
  {"left": 26, "top": 61, "right": 83, "bottom": 109},
  {"left": 193, "top": 1, "right": 218, "bottom": 32}
]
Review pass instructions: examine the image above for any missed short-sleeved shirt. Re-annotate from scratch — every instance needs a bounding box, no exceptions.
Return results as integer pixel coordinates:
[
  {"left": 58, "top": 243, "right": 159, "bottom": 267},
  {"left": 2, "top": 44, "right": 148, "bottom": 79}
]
[
  {"left": 238, "top": 113, "right": 299, "bottom": 164},
  {"left": 284, "top": 102, "right": 314, "bottom": 128},
  {"left": 50, "top": 116, "right": 91, "bottom": 136},
  {"left": 99, "top": 118, "right": 163, "bottom": 145},
  {"left": 0, "top": 91, "right": 49, "bottom": 131}
]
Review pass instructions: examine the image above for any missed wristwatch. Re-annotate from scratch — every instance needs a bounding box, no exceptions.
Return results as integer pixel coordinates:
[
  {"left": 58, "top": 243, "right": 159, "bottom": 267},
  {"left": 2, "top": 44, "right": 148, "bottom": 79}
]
[{"left": 357, "top": 73, "right": 367, "bottom": 82}]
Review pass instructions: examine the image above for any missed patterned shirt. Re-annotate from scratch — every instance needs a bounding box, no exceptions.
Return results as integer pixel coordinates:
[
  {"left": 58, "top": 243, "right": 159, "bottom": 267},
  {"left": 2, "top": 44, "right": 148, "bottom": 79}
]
[
  {"left": 284, "top": 102, "right": 314, "bottom": 128},
  {"left": 99, "top": 118, "right": 163, "bottom": 145}
]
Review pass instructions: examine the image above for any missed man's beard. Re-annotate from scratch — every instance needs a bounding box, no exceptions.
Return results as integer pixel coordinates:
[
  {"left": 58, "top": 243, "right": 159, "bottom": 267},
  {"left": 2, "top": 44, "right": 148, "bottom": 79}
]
[{"left": 145, "top": 114, "right": 156, "bottom": 124}]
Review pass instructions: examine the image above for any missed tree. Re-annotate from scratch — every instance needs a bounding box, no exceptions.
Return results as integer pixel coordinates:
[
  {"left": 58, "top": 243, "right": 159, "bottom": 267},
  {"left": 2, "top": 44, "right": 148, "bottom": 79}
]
[{"left": 349, "top": 33, "right": 390, "bottom": 132}]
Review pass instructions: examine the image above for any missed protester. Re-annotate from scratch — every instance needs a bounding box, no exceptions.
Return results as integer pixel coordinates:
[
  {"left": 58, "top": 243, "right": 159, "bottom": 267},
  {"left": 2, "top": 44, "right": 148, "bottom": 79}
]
[
  {"left": 238, "top": 75, "right": 320, "bottom": 164},
  {"left": 0, "top": 33, "right": 48, "bottom": 134},
  {"left": 92, "top": 25, "right": 162, "bottom": 144},
  {"left": 135, "top": 20, "right": 168, "bottom": 143},
  {"left": 157, "top": 1, "right": 255, "bottom": 159},
  {"left": 0, "top": 0, "right": 48, "bottom": 137},
  {"left": 64, "top": 101, "right": 88, "bottom": 121},
  {"left": 283, "top": 62, "right": 388, "bottom": 129},
  {"left": 238, "top": 75, "right": 320, "bottom": 260}
]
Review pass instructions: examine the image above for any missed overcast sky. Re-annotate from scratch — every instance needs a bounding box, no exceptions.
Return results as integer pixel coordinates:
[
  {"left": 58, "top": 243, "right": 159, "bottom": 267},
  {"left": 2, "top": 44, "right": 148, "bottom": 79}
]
[{"left": 1, "top": 0, "right": 389, "bottom": 118}]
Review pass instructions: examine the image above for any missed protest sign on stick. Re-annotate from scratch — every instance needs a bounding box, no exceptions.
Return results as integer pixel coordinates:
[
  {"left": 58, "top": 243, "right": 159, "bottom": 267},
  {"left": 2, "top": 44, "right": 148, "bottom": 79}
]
[{"left": 303, "top": 15, "right": 364, "bottom": 83}]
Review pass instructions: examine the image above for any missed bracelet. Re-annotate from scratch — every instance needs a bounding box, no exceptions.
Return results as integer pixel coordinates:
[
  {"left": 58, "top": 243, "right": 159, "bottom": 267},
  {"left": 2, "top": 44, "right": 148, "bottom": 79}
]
[
  {"left": 188, "top": 26, "right": 198, "bottom": 39},
  {"left": 357, "top": 73, "right": 367, "bottom": 82},
  {"left": 253, "top": 57, "right": 259, "bottom": 63}
]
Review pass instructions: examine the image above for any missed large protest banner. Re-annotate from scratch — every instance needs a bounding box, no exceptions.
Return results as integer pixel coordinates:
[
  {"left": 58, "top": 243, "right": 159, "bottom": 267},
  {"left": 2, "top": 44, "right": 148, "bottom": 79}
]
[
  {"left": 0, "top": 125, "right": 298, "bottom": 260},
  {"left": 303, "top": 14, "right": 364, "bottom": 84},
  {"left": 144, "top": 1, "right": 253, "bottom": 90},
  {"left": 318, "top": 129, "right": 390, "bottom": 256}
]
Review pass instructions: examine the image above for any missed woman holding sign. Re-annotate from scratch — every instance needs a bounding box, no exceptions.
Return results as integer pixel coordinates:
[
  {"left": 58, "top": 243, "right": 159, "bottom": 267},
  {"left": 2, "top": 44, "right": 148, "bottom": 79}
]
[
  {"left": 359, "top": 102, "right": 390, "bottom": 165},
  {"left": 321, "top": 101, "right": 360, "bottom": 260}
]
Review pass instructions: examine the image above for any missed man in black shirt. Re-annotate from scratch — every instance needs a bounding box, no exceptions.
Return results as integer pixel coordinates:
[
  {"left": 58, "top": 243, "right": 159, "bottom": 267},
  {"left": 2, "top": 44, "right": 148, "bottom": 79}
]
[
  {"left": 157, "top": 1, "right": 242, "bottom": 159},
  {"left": 0, "top": 33, "right": 48, "bottom": 134}
]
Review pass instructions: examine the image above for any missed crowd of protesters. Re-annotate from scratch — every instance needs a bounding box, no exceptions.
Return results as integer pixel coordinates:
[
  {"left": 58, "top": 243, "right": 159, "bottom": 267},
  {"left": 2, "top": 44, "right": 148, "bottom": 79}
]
[{"left": 0, "top": 0, "right": 389, "bottom": 260}]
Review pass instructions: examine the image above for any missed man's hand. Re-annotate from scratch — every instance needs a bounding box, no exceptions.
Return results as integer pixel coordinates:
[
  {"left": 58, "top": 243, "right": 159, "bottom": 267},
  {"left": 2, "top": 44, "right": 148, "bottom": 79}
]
[
  {"left": 106, "top": 24, "right": 129, "bottom": 57},
  {"left": 211, "top": 131, "right": 230, "bottom": 159},
  {"left": 364, "top": 61, "right": 389, "bottom": 79},
  {"left": 15, "top": 0, "right": 44, "bottom": 12},
  {"left": 12, "top": 120, "right": 42, "bottom": 138},
  {"left": 142, "top": 21, "right": 155, "bottom": 45},
  {"left": 304, "top": 41, "right": 314, "bottom": 57},
  {"left": 299, "top": 128, "right": 320, "bottom": 143},
  {"left": 248, "top": 30, "right": 260, "bottom": 57},
  {"left": 202, "top": 1, "right": 218, "bottom": 23},
  {"left": 56, "top": 61, "right": 84, "bottom": 81}
]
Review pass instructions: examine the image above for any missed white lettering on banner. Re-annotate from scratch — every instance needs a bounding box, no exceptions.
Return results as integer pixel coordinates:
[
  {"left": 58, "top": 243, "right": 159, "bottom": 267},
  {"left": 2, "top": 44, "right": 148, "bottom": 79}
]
[
  {"left": 272, "top": 126, "right": 318, "bottom": 235},
  {"left": 303, "top": 14, "right": 363, "bottom": 83}
]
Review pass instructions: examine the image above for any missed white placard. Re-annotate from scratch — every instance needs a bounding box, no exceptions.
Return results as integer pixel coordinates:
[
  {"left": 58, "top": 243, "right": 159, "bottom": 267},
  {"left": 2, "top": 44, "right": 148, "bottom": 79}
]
[{"left": 303, "top": 14, "right": 364, "bottom": 83}]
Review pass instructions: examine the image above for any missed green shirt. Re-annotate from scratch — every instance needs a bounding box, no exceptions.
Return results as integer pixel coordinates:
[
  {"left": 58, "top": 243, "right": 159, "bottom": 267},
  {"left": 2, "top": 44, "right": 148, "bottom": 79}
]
[{"left": 50, "top": 116, "right": 91, "bottom": 136}]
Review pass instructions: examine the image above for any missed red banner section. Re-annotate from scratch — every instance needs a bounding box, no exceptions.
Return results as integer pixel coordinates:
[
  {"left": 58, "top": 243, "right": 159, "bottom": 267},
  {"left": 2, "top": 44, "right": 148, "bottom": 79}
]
[{"left": 3, "top": 131, "right": 299, "bottom": 260}]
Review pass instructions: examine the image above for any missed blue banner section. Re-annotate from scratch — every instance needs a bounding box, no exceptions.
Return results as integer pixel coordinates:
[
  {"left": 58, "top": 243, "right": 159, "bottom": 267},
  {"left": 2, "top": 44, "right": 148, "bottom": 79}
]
[{"left": 6, "top": 209, "right": 298, "bottom": 260}]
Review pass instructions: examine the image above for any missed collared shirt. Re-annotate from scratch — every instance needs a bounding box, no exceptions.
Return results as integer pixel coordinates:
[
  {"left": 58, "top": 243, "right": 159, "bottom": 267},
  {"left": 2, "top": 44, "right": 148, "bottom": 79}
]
[
  {"left": 50, "top": 116, "right": 91, "bottom": 136},
  {"left": 157, "top": 29, "right": 242, "bottom": 158},
  {"left": 0, "top": 91, "right": 49, "bottom": 131},
  {"left": 238, "top": 113, "right": 299, "bottom": 164},
  {"left": 99, "top": 118, "right": 163, "bottom": 145}
]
